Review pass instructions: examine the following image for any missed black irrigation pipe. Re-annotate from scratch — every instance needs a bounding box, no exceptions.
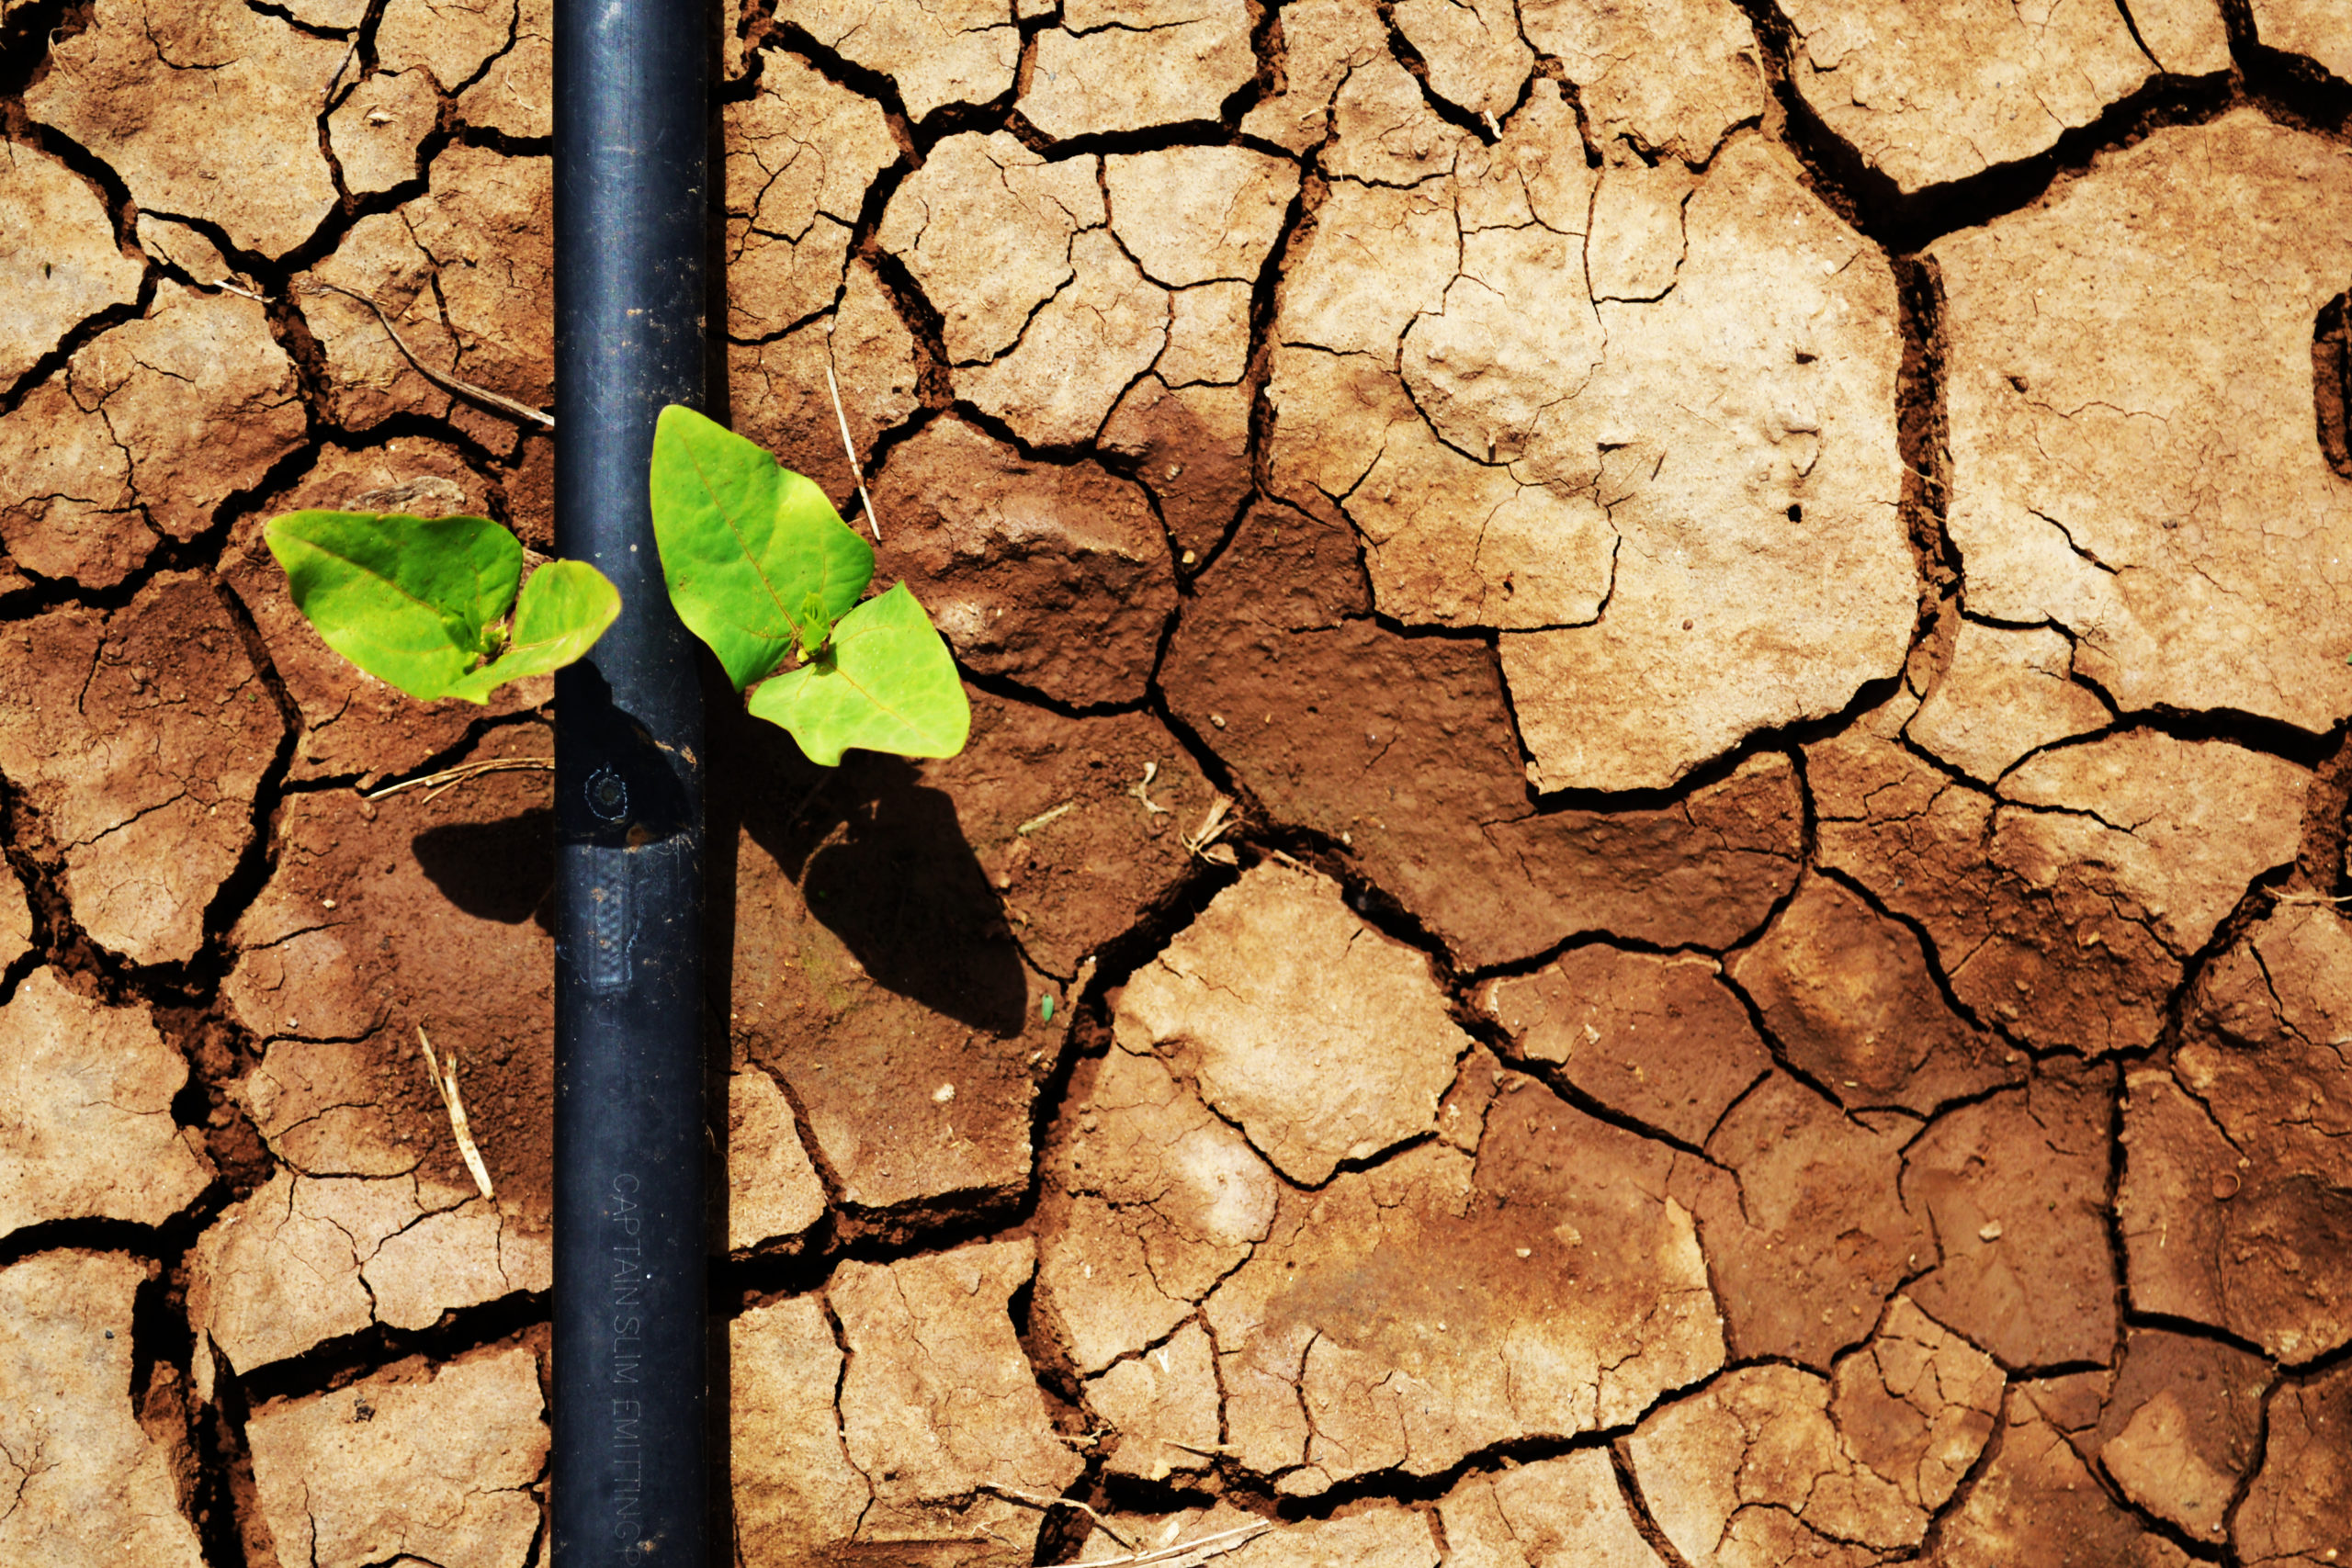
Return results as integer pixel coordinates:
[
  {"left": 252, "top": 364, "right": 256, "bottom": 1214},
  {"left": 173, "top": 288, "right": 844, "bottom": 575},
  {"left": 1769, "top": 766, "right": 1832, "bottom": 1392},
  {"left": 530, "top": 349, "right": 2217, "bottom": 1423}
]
[{"left": 549, "top": 0, "right": 711, "bottom": 1562}]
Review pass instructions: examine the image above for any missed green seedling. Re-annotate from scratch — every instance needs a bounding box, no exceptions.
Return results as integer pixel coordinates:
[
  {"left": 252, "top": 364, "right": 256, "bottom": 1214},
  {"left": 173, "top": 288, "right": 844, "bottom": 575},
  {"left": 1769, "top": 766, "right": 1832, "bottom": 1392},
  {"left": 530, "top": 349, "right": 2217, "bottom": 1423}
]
[
  {"left": 266, "top": 408, "right": 966, "bottom": 770},
  {"left": 650, "top": 404, "right": 967, "bottom": 765},
  {"left": 265, "top": 510, "right": 620, "bottom": 703}
]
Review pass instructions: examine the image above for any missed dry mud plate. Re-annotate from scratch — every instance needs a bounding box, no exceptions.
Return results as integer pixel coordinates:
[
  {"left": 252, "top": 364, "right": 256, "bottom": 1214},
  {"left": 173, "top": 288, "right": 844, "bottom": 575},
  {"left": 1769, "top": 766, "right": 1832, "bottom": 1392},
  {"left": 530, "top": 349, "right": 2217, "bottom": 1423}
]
[{"left": 4, "top": 0, "right": 2352, "bottom": 1565}]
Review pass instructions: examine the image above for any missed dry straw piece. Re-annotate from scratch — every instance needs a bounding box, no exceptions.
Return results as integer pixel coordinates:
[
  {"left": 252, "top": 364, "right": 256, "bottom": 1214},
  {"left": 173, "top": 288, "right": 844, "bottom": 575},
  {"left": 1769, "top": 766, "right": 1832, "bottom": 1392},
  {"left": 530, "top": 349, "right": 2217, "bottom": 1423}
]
[
  {"left": 823, "top": 318, "right": 882, "bottom": 541},
  {"left": 977, "top": 1483, "right": 1275, "bottom": 1567},
  {"left": 416, "top": 1025, "right": 496, "bottom": 1201},
  {"left": 1077, "top": 1520, "right": 1273, "bottom": 1568},
  {"left": 297, "top": 277, "right": 556, "bottom": 429},
  {"left": 365, "top": 757, "right": 554, "bottom": 806},
  {"left": 1183, "top": 794, "right": 1239, "bottom": 863}
]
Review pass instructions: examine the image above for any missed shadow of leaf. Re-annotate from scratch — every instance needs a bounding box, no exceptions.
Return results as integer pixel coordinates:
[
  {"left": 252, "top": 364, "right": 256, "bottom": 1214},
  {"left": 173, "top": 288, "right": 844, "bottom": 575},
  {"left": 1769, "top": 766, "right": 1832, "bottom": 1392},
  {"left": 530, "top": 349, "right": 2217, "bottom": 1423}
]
[
  {"left": 734, "top": 711, "right": 1028, "bottom": 1036},
  {"left": 411, "top": 807, "right": 556, "bottom": 931}
]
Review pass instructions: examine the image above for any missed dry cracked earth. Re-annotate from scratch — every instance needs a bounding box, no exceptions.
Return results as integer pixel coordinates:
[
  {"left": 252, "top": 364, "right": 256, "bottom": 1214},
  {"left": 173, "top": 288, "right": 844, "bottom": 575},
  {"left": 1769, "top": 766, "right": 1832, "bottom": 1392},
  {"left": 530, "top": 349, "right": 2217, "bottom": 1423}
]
[{"left": 2, "top": 0, "right": 2351, "bottom": 1564}]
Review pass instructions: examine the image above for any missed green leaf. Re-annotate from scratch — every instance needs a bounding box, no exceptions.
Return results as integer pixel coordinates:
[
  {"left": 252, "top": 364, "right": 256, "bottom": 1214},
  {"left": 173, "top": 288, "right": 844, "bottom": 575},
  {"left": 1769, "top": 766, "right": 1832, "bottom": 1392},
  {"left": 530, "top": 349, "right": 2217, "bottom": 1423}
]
[
  {"left": 794, "top": 589, "right": 834, "bottom": 662},
  {"left": 441, "top": 559, "right": 622, "bottom": 703},
  {"left": 746, "top": 583, "right": 971, "bottom": 766},
  {"left": 265, "top": 510, "right": 523, "bottom": 700},
  {"left": 650, "top": 403, "right": 874, "bottom": 691}
]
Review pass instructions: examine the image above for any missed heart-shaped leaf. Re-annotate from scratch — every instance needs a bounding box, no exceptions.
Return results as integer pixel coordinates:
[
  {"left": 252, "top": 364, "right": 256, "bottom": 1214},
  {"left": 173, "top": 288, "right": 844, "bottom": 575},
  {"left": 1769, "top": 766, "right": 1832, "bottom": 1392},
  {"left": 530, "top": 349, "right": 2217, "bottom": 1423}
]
[
  {"left": 650, "top": 403, "right": 874, "bottom": 691},
  {"left": 441, "top": 559, "right": 623, "bottom": 703},
  {"left": 266, "top": 511, "right": 524, "bottom": 700},
  {"left": 746, "top": 583, "right": 971, "bottom": 766}
]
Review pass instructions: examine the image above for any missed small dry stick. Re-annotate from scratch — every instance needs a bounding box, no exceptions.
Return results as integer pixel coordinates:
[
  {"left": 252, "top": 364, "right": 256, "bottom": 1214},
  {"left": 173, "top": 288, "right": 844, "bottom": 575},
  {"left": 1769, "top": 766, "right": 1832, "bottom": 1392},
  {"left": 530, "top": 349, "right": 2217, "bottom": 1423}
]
[
  {"left": 822, "top": 321, "right": 881, "bottom": 541},
  {"left": 1182, "top": 793, "right": 1237, "bottom": 860},
  {"left": 214, "top": 278, "right": 270, "bottom": 303},
  {"left": 977, "top": 1484, "right": 1134, "bottom": 1550},
  {"left": 416, "top": 1026, "right": 496, "bottom": 1201},
  {"left": 1078, "top": 1520, "right": 1273, "bottom": 1568},
  {"left": 299, "top": 278, "right": 556, "bottom": 430},
  {"left": 323, "top": 35, "right": 359, "bottom": 104},
  {"left": 365, "top": 756, "right": 554, "bottom": 806},
  {"left": 1128, "top": 761, "right": 1171, "bottom": 820},
  {"left": 1016, "top": 800, "right": 1078, "bottom": 836}
]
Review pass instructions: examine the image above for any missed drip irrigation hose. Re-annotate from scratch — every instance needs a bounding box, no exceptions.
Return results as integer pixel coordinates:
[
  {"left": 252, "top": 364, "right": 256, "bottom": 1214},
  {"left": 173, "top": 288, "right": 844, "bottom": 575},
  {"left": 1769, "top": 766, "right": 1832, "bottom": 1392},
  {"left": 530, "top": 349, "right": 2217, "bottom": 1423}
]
[{"left": 550, "top": 0, "right": 710, "bottom": 1561}]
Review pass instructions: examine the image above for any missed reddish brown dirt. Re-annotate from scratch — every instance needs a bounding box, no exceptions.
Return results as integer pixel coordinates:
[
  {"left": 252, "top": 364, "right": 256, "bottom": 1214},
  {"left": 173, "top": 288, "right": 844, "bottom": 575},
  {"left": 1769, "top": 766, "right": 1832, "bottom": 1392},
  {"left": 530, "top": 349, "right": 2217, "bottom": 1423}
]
[{"left": 3, "top": 2, "right": 2350, "bottom": 1566}]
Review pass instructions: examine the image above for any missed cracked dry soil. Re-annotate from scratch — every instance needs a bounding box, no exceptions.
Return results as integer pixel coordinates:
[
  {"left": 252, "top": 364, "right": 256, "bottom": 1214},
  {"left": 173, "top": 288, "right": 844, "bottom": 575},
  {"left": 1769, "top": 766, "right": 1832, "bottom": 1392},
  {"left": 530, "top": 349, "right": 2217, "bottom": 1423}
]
[{"left": 2, "top": 0, "right": 2351, "bottom": 1564}]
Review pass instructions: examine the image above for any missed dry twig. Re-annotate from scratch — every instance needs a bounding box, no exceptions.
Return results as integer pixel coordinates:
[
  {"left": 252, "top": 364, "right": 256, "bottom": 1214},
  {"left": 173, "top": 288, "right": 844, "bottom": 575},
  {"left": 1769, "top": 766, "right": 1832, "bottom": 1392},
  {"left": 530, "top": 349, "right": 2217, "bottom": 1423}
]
[
  {"left": 976, "top": 1484, "right": 1133, "bottom": 1549},
  {"left": 299, "top": 278, "right": 556, "bottom": 429},
  {"left": 365, "top": 756, "right": 554, "bottom": 806},
  {"left": 823, "top": 320, "right": 881, "bottom": 541},
  {"left": 1076, "top": 1519, "right": 1273, "bottom": 1568},
  {"left": 416, "top": 1026, "right": 496, "bottom": 1200},
  {"left": 323, "top": 36, "right": 359, "bottom": 103},
  {"left": 1182, "top": 794, "right": 1239, "bottom": 863},
  {"left": 1017, "top": 800, "right": 1078, "bottom": 836},
  {"left": 1128, "top": 761, "right": 1171, "bottom": 819}
]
